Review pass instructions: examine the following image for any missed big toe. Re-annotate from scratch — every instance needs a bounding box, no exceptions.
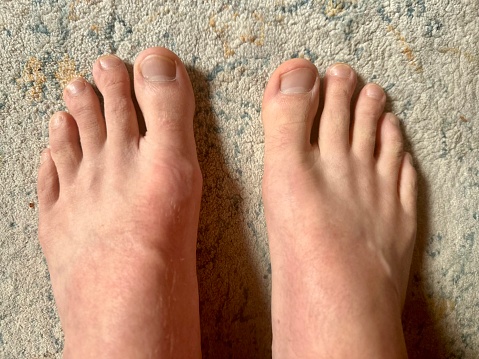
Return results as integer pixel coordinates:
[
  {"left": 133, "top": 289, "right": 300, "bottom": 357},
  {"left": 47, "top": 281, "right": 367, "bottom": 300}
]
[
  {"left": 134, "top": 47, "right": 196, "bottom": 157},
  {"left": 261, "top": 59, "right": 320, "bottom": 167}
]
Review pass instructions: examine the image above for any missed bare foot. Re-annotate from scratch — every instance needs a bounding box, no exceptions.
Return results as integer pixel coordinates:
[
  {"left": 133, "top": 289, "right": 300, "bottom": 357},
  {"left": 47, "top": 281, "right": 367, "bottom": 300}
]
[
  {"left": 37, "top": 48, "right": 202, "bottom": 358},
  {"left": 261, "top": 60, "right": 417, "bottom": 358}
]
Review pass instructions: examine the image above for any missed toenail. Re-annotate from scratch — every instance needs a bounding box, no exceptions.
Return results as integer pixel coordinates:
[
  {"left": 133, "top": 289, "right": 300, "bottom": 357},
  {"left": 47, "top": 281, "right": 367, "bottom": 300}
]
[
  {"left": 40, "top": 150, "right": 50, "bottom": 164},
  {"left": 328, "top": 63, "right": 352, "bottom": 79},
  {"left": 280, "top": 68, "right": 316, "bottom": 94},
  {"left": 388, "top": 114, "right": 400, "bottom": 126},
  {"left": 99, "top": 55, "right": 122, "bottom": 69},
  {"left": 365, "top": 84, "right": 384, "bottom": 100},
  {"left": 50, "top": 114, "right": 63, "bottom": 129},
  {"left": 140, "top": 55, "right": 177, "bottom": 82},
  {"left": 66, "top": 79, "right": 86, "bottom": 96}
]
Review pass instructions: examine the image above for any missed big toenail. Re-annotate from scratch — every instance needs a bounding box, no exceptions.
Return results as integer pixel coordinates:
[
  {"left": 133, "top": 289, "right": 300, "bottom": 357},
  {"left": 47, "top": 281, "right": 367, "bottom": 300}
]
[
  {"left": 140, "top": 55, "right": 176, "bottom": 82},
  {"left": 329, "top": 64, "right": 351, "bottom": 78},
  {"left": 99, "top": 55, "right": 122, "bottom": 69},
  {"left": 280, "top": 68, "right": 316, "bottom": 94},
  {"left": 50, "top": 114, "right": 63, "bottom": 129},
  {"left": 66, "top": 79, "right": 86, "bottom": 96},
  {"left": 365, "top": 85, "right": 384, "bottom": 100}
]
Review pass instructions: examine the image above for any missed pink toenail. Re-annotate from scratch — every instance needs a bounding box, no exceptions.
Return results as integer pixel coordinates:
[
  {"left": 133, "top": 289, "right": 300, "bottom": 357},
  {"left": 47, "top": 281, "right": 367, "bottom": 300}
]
[
  {"left": 280, "top": 68, "right": 316, "bottom": 94},
  {"left": 50, "top": 114, "right": 63, "bottom": 129},
  {"left": 140, "top": 55, "right": 176, "bottom": 82},
  {"left": 365, "top": 85, "right": 384, "bottom": 100},
  {"left": 388, "top": 114, "right": 400, "bottom": 126},
  {"left": 328, "top": 63, "right": 351, "bottom": 78},
  {"left": 66, "top": 79, "right": 86, "bottom": 96},
  {"left": 99, "top": 55, "right": 122, "bottom": 69},
  {"left": 40, "top": 150, "right": 50, "bottom": 164}
]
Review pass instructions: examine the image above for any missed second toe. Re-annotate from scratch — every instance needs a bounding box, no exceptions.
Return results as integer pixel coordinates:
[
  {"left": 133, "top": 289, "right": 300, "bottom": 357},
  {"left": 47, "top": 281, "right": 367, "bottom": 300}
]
[
  {"left": 64, "top": 78, "right": 106, "bottom": 157},
  {"left": 319, "top": 63, "right": 357, "bottom": 157},
  {"left": 92, "top": 55, "right": 139, "bottom": 148}
]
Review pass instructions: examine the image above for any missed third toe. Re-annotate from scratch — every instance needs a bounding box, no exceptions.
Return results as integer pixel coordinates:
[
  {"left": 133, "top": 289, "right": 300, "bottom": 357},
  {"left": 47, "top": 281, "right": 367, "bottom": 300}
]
[
  {"left": 376, "top": 113, "right": 404, "bottom": 183},
  {"left": 64, "top": 78, "right": 106, "bottom": 156},
  {"left": 48, "top": 112, "right": 82, "bottom": 183},
  {"left": 351, "top": 83, "right": 386, "bottom": 160}
]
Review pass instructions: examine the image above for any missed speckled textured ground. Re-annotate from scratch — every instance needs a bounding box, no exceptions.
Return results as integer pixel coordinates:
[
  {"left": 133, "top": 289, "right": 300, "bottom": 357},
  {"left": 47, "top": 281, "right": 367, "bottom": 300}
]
[{"left": 0, "top": 1, "right": 478, "bottom": 358}]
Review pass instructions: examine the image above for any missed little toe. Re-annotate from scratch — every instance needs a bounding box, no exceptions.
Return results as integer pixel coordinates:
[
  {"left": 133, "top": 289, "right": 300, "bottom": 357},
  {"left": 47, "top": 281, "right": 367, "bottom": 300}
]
[
  {"left": 376, "top": 113, "right": 404, "bottom": 184},
  {"left": 48, "top": 112, "right": 82, "bottom": 184},
  {"left": 134, "top": 47, "right": 196, "bottom": 156},
  {"left": 398, "top": 153, "right": 417, "bottom": 217},
  {"left": 351, "top": 83, "right": 386, "bottom": 160},
  {"left": 319, "top": 63, "right": 356, "bottom": 156},
  {"left": 37, "top": 149, "right": 59, "bottom": 209},
  {"left": 261, "top": 59, "right": 319, "bottom": 163},
  {"left": 63, "top": 78, "right": 106, "bottom": 157},
  {"left": 93, "top": 55, "right": 139, "bottom": 147}
]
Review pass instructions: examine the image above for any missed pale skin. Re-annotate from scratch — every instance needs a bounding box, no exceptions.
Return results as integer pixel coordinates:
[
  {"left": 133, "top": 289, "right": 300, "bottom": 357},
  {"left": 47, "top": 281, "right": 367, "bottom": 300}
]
[{"left": 37, "top": 47, "right": 416, "bottom": 358}]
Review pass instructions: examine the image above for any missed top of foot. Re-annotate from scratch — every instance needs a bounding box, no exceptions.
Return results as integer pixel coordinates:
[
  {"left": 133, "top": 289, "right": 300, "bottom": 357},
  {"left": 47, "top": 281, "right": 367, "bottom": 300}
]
[
  {"left": 261, "top": 59, "right": 416, "bottom": 359},
  {"left": 37, "top": 48, "right": 203, "bottom": 359}
]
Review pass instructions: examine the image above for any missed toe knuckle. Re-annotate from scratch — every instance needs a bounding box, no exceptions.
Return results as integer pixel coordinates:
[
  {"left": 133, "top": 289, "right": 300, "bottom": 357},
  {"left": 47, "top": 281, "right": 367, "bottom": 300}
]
[
  {"left": 71, "top": 101, "right": 95, "bottom": 118},
  {"left": 99, "top": 74, "right": 129, "bottom": 94}
]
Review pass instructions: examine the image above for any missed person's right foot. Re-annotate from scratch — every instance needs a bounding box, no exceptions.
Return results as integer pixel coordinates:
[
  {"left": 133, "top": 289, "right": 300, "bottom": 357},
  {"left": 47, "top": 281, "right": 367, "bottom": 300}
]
[
  {"left": 37, "top": 48, "right": 202, "bottom": 358},
  {"left": 261, "top": 60, "right": 417, "bottom": 358}
]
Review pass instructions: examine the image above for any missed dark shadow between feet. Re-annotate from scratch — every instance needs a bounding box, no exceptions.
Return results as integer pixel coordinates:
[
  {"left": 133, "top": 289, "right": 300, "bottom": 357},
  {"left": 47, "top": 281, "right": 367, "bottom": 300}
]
[{"left": 187, "top": 66, "right": 272, "bottom": 359}]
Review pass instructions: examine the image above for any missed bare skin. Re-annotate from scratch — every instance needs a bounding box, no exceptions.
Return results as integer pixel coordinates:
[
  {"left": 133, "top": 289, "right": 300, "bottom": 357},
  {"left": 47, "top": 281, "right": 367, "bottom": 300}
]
[
  {"left": 261, "top": 60, "right": 417, "bottom": 358},
  {"left": 37, "top": 47, "right": 416, "bottom": 358},
  {"left": 37, "top": 48, "right": 202, "bottom": 358}
]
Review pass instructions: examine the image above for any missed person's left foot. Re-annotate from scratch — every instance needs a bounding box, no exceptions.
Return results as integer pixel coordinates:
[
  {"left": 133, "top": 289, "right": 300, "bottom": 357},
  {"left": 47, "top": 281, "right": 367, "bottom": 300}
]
[
  {"left": 37, "top": 48, "right": 202, "bottom": 358},
  {"left": 261, "top": 60, "right": 417, "bottom": 358}
]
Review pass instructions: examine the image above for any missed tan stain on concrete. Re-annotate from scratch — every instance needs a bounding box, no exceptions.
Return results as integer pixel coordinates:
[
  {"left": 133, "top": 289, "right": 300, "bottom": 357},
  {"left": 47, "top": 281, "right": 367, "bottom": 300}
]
[
  {"left": 438, "top": 47, "right": 478, "bottom": 64},
  {"left": 69, "top": 0, "right": 98, "bottom": 21},
  {"left": 387, "top": 25, "right": 423, "bottom": 73},
  {"left": 324, "top": 0, "right": 357, "bottom": 17},
  {"left": 209, "top": 13, "right": 235, "bottom": 58},
  {"left": 90, "top": 24, "right": 99, "bottom": 33},
  {"left": 209, "top": 6, "right": 266, "bottom": 58},
  {"left": 18, "top": 57, "right": 46, "bottom": 101},
  {"left": 55, "top": 54, "right": 85, "bottom": 88},
  {"left": 251, "top": 12, "right": 265, "bottom": 46},
  {"left": 240, "top": 12, "right": 265, "bottom": 47}
]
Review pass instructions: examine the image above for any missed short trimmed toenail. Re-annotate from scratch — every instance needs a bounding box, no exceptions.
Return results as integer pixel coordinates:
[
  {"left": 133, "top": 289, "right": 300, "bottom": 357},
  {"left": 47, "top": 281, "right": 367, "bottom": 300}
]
[
  {"left": 66, "top": 79, "right": 86, "bottom": 96},
  {"left": 280, "top": 68, "right": 316, "bottom": 94},
  {"left": 99, "top": 55, "right": 122, "bottom": 69},
  {"left": 140, "top": 55, "right": 176, "bottom": 82},
  {"left": 40, "top": 150, "right": 50, "bottom": 164},
  {"left": 50, "top": 114, "right": 63, "bottom": 129},
  {"left": 388, "top": 114, "right": 400, "bottom": 126},
  {"left": 365, "top": 84, "right": 384, "bottom": 100},
  {"left": 328, "top": 63, "right": 351, "bottom": 78}
]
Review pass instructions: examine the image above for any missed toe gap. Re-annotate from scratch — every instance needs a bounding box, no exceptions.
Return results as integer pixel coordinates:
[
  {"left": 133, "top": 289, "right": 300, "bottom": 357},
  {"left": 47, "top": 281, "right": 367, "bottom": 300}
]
[{"left": 125, "top": 62, "right": 146, "bottom": 136}]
